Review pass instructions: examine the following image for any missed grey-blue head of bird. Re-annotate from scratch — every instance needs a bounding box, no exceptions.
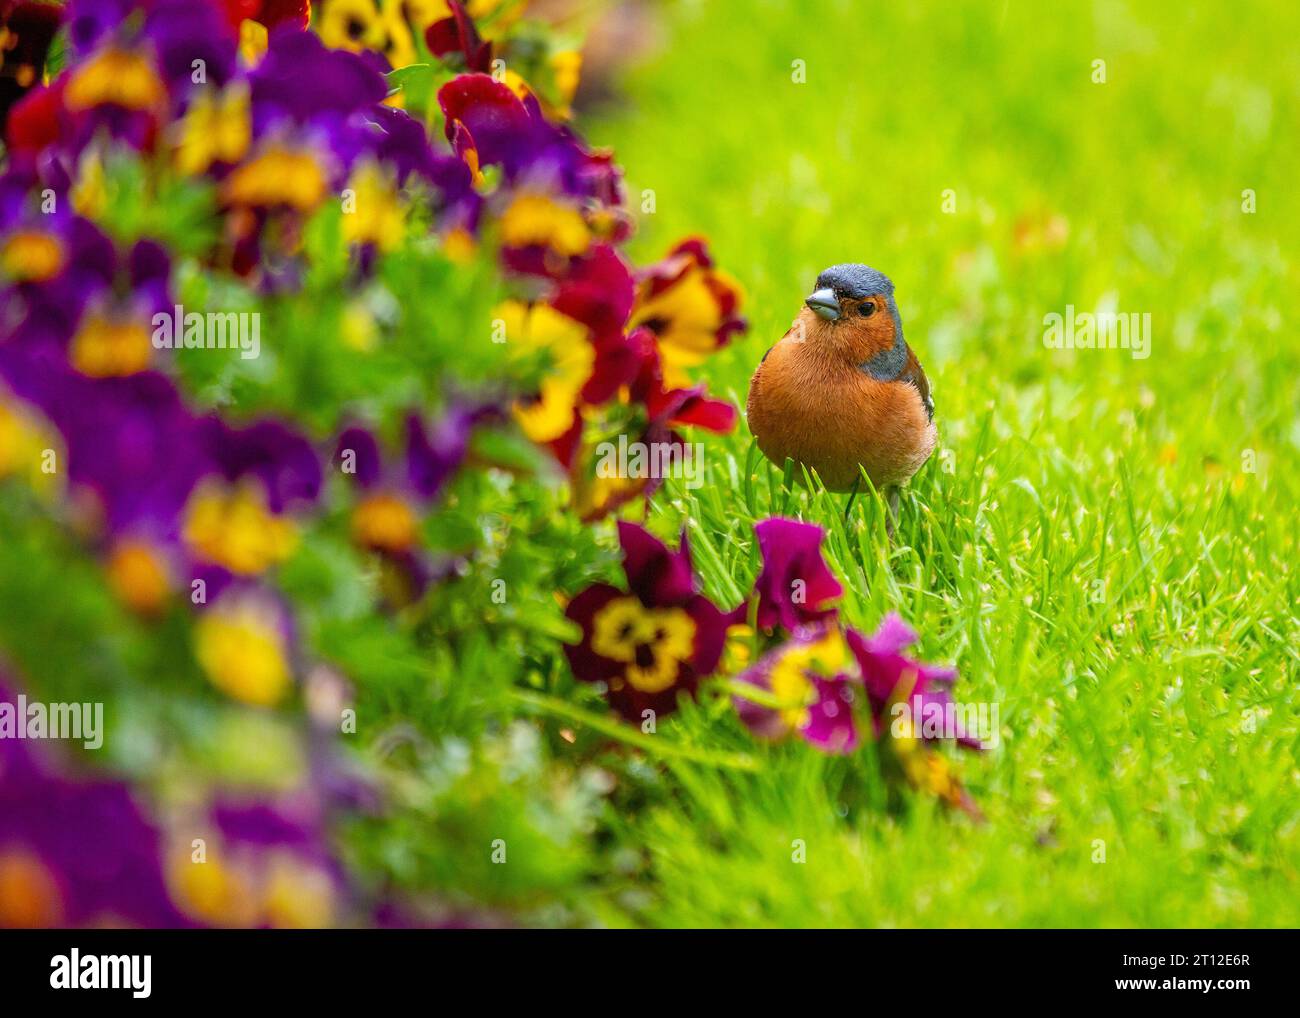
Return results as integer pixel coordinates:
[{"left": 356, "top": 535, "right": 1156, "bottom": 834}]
[
  {"left": 802, "top": 264, "right": 906, "bottom": 370},
  {"left": 805, "top": 264, "right": 901, "bottom": 329}
]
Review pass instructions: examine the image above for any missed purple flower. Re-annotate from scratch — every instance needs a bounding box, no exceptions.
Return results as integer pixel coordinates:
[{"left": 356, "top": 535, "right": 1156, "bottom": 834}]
[
  {"left": 732, "top": 626, "right": 860, "bottom": 754},
  {"left": 57, "top": 373, "right": 204, "bottom": 534},
  {"left": 846, "top": 613, "right": 980, "bottom": 748},
  {"left": 251, "top": 27, "right": 388, "bottom": 125},
  {"left": 167, "top": 792, "right": 347, "bottom": 928},
  {"left": 336, "top": 406, "right": 483, "bottom": 553},
  {"left": 143, "top": 0, "right": 239, "bottom": 95},
  {"left": 335, "top": 404, "right": 494, "bottom": 605},
  {"left": 438, "top": 73, "right": 624, "bottom": 205},
  {"left": 64, "top": 0, "right": 137, "bottom": 55},
  {"left": 732, "top": 614, "right": 978, "bottom": 755},
  {"left": 751, "top": 518, "right": 843, "bottom": 632},
  {"left": 0, "top": 679, "right": 189, "bottom": 928},
  {"left": 198, "top": 416, "right": 322, "bottom": 515},
  {"left": 210, "top": 797, "right": 337, "bottom": 873},
  {"left": 2, "top": 221, "right": 172, "bottom": 382}
]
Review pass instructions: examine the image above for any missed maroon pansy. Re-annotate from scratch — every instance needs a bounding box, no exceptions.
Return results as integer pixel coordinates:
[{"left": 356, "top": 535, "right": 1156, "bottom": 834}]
[{"left": 564, "top": 522, "right": 728, "bottom": 723}]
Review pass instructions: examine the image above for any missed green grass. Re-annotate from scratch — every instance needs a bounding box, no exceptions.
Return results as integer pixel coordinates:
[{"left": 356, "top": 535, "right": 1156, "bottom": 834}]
[{"left": 577, "top": 0, "right": 1300, "bottom": 926}]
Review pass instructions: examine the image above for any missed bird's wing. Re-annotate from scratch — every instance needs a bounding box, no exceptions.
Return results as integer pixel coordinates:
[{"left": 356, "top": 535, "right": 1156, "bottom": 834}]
[{"left": 899, "top": 346, "right": 934, "bottom": 420}]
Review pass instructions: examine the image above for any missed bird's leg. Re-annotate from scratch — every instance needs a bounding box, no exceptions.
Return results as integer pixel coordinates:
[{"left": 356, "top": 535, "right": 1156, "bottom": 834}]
[
  {"left": 843, "top": 475, "right": 862, "bottom": 520},
  {"left": 885, "top": 485, "right": 901, "bottom": 539}
]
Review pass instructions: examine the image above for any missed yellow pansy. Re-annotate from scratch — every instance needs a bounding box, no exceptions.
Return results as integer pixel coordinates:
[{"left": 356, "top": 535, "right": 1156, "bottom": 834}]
[
  {"left": 194, "top": 592, "right": 294, "bottom": 707},
  {"left": 69, "top": 314, "right": 153, "bottom": 378},
  {"left": 631, "top": 267, "right": 739, "bottom": 372},
  {"left": 379, "top": 0, "right": 418, "bottom": 70},
  {"left": 317, "top": 0, "right": 418, "bottom": 68},
  {"left": 500, "top": 192, "right": 591, "bottom": 257},
  {"left": 317, "top": 0, "right": 387, "bottom": 52},
  {"left": 183, "top": 481, "right": 299, "bottom": 576},
  {"left": 497, "top": 299, "right": 594, "bottom": 443},
  {"left": 175, "top": 83, "right": 251, "bottom": 177}
]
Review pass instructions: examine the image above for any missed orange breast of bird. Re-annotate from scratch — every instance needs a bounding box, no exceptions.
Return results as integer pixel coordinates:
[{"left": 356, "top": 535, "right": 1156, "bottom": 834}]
[{"left": 746, "top": 337, "right": 937, "bottom": 492}]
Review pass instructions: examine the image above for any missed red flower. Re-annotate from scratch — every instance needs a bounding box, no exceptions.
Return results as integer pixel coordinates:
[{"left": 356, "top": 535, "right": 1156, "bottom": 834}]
[
  {"left": 0, "top": 0, "right": 62, "bottom": 133},
  {"left": 630, "top": 237, "right": 747, "bottom": 378},
  {"left": 425, "top": 1, "right": 492, "bottom": 74},
  {"left": 257, "top": 0, "right": 311, "bottom": 31},
  {"left": 4, "top": 79, "right": 65, "bottom": 157},
  {"left": 438, "top": 73, "right": 535, "bottom": 174},
  {"left": 627, "top": 326, "right": 737, "bottom": 434}
]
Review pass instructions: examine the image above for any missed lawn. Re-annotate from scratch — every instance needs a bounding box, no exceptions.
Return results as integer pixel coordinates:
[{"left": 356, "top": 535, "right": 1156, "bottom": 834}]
[
  {"left": 1, "top": 0, "right": 1295, "bottom": 932},
  {"left": 578, "top": 0, "right": 1300, "bottom": 926}
]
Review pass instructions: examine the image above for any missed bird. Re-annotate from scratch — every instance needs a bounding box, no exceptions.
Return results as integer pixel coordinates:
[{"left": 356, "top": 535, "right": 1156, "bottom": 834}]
[{"left": 746, "top": 264, "right": 936, "bottom": 521}]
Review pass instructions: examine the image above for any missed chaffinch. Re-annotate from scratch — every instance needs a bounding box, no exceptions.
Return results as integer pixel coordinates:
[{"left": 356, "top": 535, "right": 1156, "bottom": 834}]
[{"left": 746, "top": 264, "right": 935, "bottom": 514}]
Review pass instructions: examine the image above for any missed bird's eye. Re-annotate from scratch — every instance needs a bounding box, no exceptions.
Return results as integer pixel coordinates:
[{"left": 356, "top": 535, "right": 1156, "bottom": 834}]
[{"left": 859, "top": 301, "right": 876, "bottom": 317}]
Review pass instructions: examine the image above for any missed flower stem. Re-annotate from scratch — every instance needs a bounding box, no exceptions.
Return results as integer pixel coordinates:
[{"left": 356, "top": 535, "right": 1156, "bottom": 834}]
[
  {"left": 719, "top": 677, "right": 786, "bottom": 710},
  {"left": 508, "top": 688, "right": 759, "bottom": 771}
]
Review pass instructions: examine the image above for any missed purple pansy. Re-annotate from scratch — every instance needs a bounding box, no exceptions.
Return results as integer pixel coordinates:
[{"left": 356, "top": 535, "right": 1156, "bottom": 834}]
[
  {"left": 166, "top": 791, "right": 349, "bottom": 928},
  {"left": 251, "top": 27, "right": 388, "bottom": 125},
  {"left": 438, "top": 72, "right": 625, "bottom": 207},
  {"left": 751, "top": 517, "right": 844, "bottom": 632},
  {"left": 732, "top": 626, "right": 860, "bottom": 754},
  {"left": 732, "top": 613, "right": 979, "bottom": 755},
  {"left": 335, "top": 404, "right": 495, "bottom": 605},
  {"left": 198, "top": 416, "right": 322, "bottom": 515},
  {"left": 0, "top": 679, "right": 189, "bottom": 928},
  {"left": 847, "top": 613, "right": 980, "bottom": 748}
]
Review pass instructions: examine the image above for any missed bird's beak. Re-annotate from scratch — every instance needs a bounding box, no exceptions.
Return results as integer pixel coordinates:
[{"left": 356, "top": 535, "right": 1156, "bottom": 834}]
[{"left": 805, "top": 288, "right": 840, "bottom": 321}]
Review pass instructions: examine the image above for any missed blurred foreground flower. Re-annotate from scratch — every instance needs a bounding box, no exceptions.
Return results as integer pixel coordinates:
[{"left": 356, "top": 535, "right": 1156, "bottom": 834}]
[
  {"left": 336, "top": 403, "right": 496, "bottom": 606},
  {"left": 630, "top": 238, "right": 746, "bottom": 384},
  {"left": 168, "top": 797, "right": 344, "bottom": 928},
  {"left": 0, "top": 680, "right": 187, "bottom": 928},
  {"left": 194, "top": 586, "right": 298, "bottom": 706}
]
